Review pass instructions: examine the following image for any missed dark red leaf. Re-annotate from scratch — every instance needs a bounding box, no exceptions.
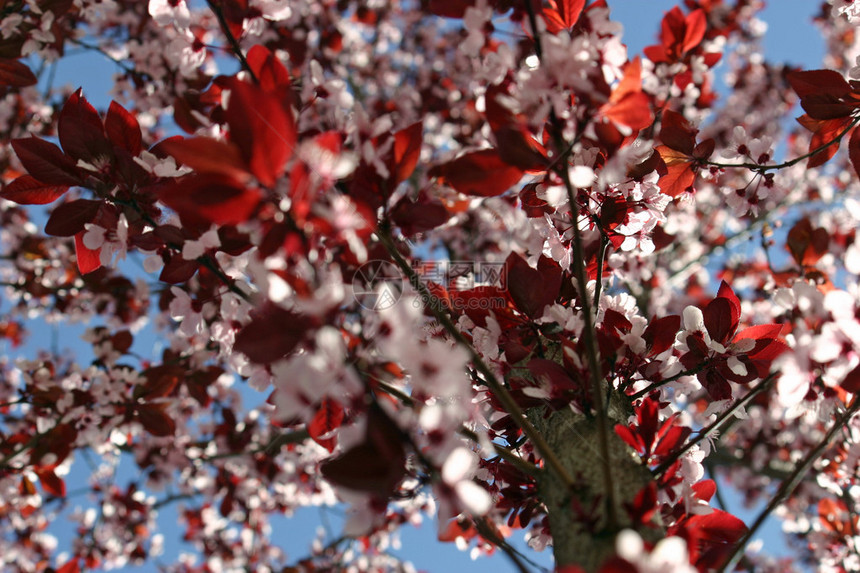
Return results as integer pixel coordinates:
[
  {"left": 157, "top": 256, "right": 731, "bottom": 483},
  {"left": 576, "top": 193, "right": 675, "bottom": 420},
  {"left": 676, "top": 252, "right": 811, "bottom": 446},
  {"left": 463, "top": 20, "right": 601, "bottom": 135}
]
[
  {"left": 224, "top": 78, "right": 296, "bottom": 187},
  {"left": 0, "top": 58, "right": 37, "bottom": 87},
  {"left": 799, "top": 95, "right": 855, "bottom": 121},
  {"left": 390, "top": 190, "right": 449, "bottom": 235},
  {"left": 58, "top": 89, "right": 111, "bottom": 163},
  {"left": 390, "top": 121, "right": 423, "bottom": 186},
  {"left": 527, "top": 358, "right": 577, "bottom": 393},
  {"left": 703, "top": 297, "right": 735, "bottom": 345},
  {"left": 233, "top": 303, "right": 312, "bottom": 364},
  {"left": 787, "top": 69, "right": 852, "bottom": 99},
  {"left": 0, "top": 175, "right": 68, "bottom": 205},
  {"left": 137, "top": 403, "right": 176, "bottom": 437},
  {"left": 320, "top": 404, "right": 406, "bottom": 497},
  {"left": 104, "top": 101, "right": 143, "bottom": 156},
  {"left": 849, "top": 126, "right": 860, "bottom": 183},
  {"left": 159, "top": 137, "right": 250, "bottom": 180},
  {"left": 786, "top": 218, "right": 829, "bottom": 266},
  {"left": 11, "top": 137, "right": 81, "bottom": 186},
  {"left": 427, "top": 0, "right": 474, "bottom": 18},
  {"left": 158, "top": 173, "right": 261, "bottom": 226},
  {"left": 137, "top": 365, "right": 184, "bottom": 400},
  {"left": 45, "top": 199, "right": 102, "bottom": 237},
  {"left": 74, "top": 231, "right": 102, "bottom": 275},
  {"left": 643, "top": 315, "right": 681, "bottom": 357},
  {"left": 799, "top": 116, "right": 852, "bottom": 168},
  {"left": 34, "top": 468, "right": 66, "bottom": 497},
  {"left": 429, "top": 149, "right": 524, "bottom": 197},
  {"left": 840, "top": 363, "right": 860, "bottom": 393},
  {"left": 246, "top": 45, "right": 292, "bottom": 93},
  {"left": 659, "top": 109, "right": 697, "bottom": 155},
  {"left": 493, "top": 125, "right": 549, "bottom": 170},
  {"left": 159, "top": 256, "right": 200, "bottom": 284},
  {"left": 504, "top": 253, "right": 561, "bottom": 319}
]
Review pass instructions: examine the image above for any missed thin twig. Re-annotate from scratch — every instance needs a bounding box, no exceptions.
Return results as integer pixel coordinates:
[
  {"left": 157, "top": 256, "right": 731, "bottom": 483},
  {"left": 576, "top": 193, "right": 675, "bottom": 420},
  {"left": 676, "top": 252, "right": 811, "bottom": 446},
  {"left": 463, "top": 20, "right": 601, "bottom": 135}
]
[
  {"left": 654, "top": 373, "right": 775, "bottom": 477},
  {"left": 719, "top": 397, "right": 860, "bottom": 572},
  {"left": 205, "top": 0, "right": 258, "bottom": 84},
  {"left": 704, "top": 115, "right": 860, "bottom": 173}
]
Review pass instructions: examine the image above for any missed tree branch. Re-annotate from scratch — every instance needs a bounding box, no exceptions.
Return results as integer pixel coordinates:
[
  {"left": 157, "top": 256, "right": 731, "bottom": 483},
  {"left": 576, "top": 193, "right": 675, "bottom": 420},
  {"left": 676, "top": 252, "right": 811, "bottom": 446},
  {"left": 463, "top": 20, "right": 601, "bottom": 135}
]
[{"left": 719, "top": 397, "right": 860, "bottom": 572}]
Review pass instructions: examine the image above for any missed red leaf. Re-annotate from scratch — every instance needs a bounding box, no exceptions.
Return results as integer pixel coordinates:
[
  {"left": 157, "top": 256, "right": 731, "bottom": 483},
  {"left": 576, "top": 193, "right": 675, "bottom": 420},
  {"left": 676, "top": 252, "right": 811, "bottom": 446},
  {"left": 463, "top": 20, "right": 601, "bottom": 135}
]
[
  {"left": 799, "top": 116, "right": 852, "bottom": 168},
  {"left": 643, "top": 315, "right": 681, "bottom": 357},
  {"left": 601, "top": 92, "right": 653, "bottom": 131},
  {"left": 504, "top": 253, "right": 561, "bottom": 319},
  {"left": 11, "top": 137, "right": 81, "bottom": 186},
  {"left": 840, "top": 363, "right": 860, "bottom": 393},
  {"left": 429, "top": 149, "right": 524, "bottom": 197},
  {"left": 849, "top": 126, "right": 860, "bottom": 181},
  {"left": 137, "top": 365, "right": 184, "bottom": 400},
  {"left": 659, "top": 109, "right": 697, "bottom": 155},
  {"left": 787, "top": 69, "right": 852, "bottom": 99},
  {"left": 682, "top": 9, "right": 707, "bottom": 53},
  {"left": 0, "top": 58, "right": 37, "bottom": 87},
  {"left": 159, "top": 137, "right": 250, "bottom": 181},
  {"left": 656, "top": 146, "right": 696, "bottom": 197},
  {"left": 234, "top": 303, "right": 312, "bottom": 364},
  {"left": 390, "top": 121, "right": 423, "bottom": 186},
  {"left": 224, "top": 78, "right": 296, "bottom": 187},
  {"left": 158, "top": 173, "right": 261, "bottom": 226},
  {"left": 692, "top": 479, "right": 716, "bottom": 502},
  {"left": 527, "top": 358, "right": 577, "bottom": 393},
  {"left": 159, "top": 256, "right": 200, "bottom": 284},
  {"left": 427, "top": 0, "right": 474, "bottom": 18},
  {"left": 1, "top": 175, "right": 68, "bottom": 205},
  {"left": 308, "top": 398, "right": 344, "bottom": 452},
  {"left": 390, "top": 189, "right": 449, "bottom": 235},
  {"left": 34, "top": 468, "right": 66, "bottom": 497},
  {"left": 56, "top": 559, "right": 81, "bottom": 573},
  {"left": 321, "top": 404, "right": 406, "bottom": 497},
  {"left": 58, "top": 89, "right": 110, "bottom": 162},
  {"left": 246, "top": 45, "right": 292, "bottom": 93},
  {"left": 554, "top": 0, "right": 585, "bottom": 29},
  {"left": 716, "top": 280, "right": 741, "bottom": 327},
  {"left": 137, "top": 403, "right": 176, "bottom": 437},
  {"left": 687, "top": 509, "right": 747, "bottom": 543},
  {"left": 45, "top": 199, "right": 102, "bottom": 237},
  {"left": 74, "top": 231, "right": 102, "bottom": 275},
  {"left": 734, "top": 324, "right": 783, "bottom": 343},
  {"left": 786, "top": 217, "right": 829, "bottom": 266},
  {"left": 104, "top": 101, "right": 143, "bottom": 156}
]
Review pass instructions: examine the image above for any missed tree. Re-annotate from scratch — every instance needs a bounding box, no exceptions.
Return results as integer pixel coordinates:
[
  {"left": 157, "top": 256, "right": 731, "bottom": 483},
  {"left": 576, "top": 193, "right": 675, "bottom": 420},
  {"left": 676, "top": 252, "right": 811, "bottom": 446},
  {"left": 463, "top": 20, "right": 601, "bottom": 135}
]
[{"left": 1, "top": 0, "right": 860, "bottom": 570}]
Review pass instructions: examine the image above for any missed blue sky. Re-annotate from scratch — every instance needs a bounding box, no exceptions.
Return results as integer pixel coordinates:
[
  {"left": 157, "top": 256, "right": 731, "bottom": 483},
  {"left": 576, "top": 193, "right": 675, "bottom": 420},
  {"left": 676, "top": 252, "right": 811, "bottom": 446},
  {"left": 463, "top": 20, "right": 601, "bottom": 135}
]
[{"left": 18, "top": 1, "right": 827, "bottom": 572}]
